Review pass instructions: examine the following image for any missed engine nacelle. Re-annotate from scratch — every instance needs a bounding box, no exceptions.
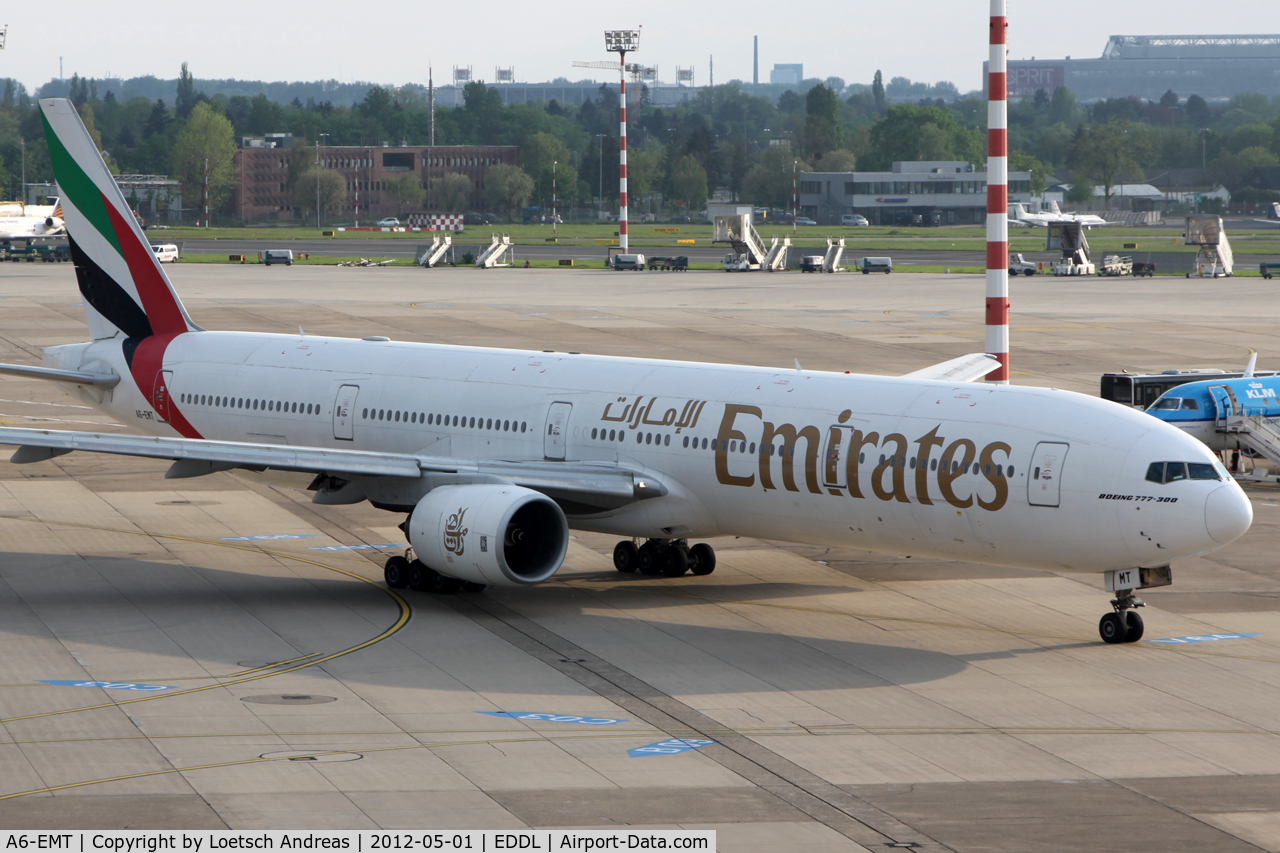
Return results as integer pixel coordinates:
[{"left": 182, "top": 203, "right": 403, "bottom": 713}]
[{"left": 407, "top": 485, "right": 569, "bottom": 586}]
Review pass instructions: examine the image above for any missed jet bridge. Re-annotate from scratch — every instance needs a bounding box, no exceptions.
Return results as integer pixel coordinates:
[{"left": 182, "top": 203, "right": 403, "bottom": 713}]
[
  {"left": 713, "top": 214, "right": 769, "bottom": 271},
  {"left": 1046, "top": 222, "right": 1094, "bottom": 275},
  {"left": 475, "top": 233, "right": 514, "bottom": 268},
  {"left": 1185, "top": 215, "right": 1233, "bottom": 277},
  {"left": 416, "top": 235, "right": 453, "bottom": 268}
]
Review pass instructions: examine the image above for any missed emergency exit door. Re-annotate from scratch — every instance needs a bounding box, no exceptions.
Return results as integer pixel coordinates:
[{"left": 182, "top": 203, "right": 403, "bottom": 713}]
[
  {"left": 1028, "top": 442, "right": 1069, "bottom": 507},
  {"left": 544, "top": 402, "right": 572, "bottom": 460}
]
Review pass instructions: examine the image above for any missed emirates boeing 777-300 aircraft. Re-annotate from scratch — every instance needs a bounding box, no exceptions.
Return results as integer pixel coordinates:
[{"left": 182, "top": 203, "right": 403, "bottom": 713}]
[{"left": 0, "top": 99, "right": 1253, "bottom": 644}]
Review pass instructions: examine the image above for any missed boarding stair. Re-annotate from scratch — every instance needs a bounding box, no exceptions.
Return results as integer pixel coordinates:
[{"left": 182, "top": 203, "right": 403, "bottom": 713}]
[
  {"left": 1186, "top": 215, "right": 1233, "bottom": 277},
  {"left": 475, "top": 233, "right": 513, "bottom": 268},
  {"left": 1210, "top": 383, "right": 1280, "bottom": 466},
  {"left": 712, "top": 214, "right": 768, "bottom": 271},
  {"left": 822, "top": 237, "right": 845, "bottom": 272},
  {"left": 416, "top": 235, "right": 452, "bottom": 268},
  {"left": 1047, "top": 222, "right": 1095, "bottom": 275},
  {"left": 761, "top": 236, "right": 790, "bottom": 271}
]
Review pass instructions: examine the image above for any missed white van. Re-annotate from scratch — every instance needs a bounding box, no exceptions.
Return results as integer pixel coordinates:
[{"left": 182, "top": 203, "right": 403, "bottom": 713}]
[
  {"left": 151, "top": 243, "right": 179, "bottom": 263},
  {"left": 262, "top": 249, "right": 294, "bottom": 267},
  {"left": 841, "top": 214, "right": 869, "bottom": 226}
]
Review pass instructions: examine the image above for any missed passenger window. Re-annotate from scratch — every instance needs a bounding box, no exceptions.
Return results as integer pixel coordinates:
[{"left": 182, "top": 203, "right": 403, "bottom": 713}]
[
  {"left": 1166, "top": 462, "right": 1187, "bottom": 482},
  {"left": 1187, "top": 462, "right": 1218, "bottom": 480},
  {"left": 1182, "top": 398, "right": 1199, "bottom": 410}
]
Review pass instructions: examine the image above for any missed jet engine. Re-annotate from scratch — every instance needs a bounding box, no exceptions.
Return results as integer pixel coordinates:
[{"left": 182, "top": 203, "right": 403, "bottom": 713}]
[{"left": 407, "top": 484, "right": 569, "bottom": 587}]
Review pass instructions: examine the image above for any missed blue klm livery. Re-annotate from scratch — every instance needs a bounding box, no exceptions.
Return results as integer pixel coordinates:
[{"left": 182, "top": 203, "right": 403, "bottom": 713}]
[{"left": 1145, "top": 355, "right": 1280, "bottom": 459}]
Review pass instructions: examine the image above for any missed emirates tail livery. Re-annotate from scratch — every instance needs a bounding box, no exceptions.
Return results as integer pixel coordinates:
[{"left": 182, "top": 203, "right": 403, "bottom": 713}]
[{"left": 0, "top": 100, "right": 1254, "bottom": 644}]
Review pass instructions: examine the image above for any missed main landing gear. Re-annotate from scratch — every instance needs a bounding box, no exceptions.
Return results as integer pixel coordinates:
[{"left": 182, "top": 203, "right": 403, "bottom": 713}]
[
  {"left": 1099, "top": 589, "right": 1145, "bottom": 644},
  {"left": 384, "top": 553, "right": 485, "bottom": 595},
  {"left": 613, "top": 539, "right": 716, "bottom": 578}
]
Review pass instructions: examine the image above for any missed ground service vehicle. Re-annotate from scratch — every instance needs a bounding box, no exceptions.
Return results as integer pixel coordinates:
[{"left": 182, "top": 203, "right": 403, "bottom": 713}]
[
  {"left": 857, "top": 256, "right": 893, "bottom": 274},
  {"left": 1008, "top": 253, "right": 1037, "bottom": 276},
  {"left": 262, "top": 249, "right": 293, "bottom": 266}
]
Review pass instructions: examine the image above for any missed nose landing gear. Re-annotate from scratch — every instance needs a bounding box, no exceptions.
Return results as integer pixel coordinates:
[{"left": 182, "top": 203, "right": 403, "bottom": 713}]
[
  {"left": 1099, "top": 589, "right": 1145, "bottom": 644},
  {"left": 613, "top": 539, "right": 716, "bottom": 578}
]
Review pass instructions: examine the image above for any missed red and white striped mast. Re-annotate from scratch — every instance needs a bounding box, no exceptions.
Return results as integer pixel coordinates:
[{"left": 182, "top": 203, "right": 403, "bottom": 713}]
[
  {"left": 985, "top": 0, "right": 1010, "bottom": 383},
  {"left": 606, "top": 29, "right": 640, "bottom": 256}
]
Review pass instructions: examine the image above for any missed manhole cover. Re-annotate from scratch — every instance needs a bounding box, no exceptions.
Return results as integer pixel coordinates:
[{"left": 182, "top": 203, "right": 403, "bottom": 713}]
[
  {"left": 156, "top": 500, "right": 220, "bottom": 506},
  {"left": 241, "top": 694, "right": 337, "bottom": 705},
  {"left": 260, "top": 750, "right": 361, "bottom": 763}
]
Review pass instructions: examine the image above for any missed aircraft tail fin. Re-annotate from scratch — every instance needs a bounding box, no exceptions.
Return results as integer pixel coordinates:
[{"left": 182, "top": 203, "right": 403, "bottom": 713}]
[
  {"left": 1049, "top": 200, "right": 1063, "bottom": 215},
  {"left": 1010, "top": 203, "right": 1028, "bottom": 218},
  {"left": 1270, "top": 202, "right": 1280, "bottom": 220},
  {"left": 38, "top": 98, "right": 197, "bottom": 341}
]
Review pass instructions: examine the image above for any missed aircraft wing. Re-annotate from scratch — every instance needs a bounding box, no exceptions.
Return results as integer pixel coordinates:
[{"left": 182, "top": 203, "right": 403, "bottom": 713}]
[
  {"left": 1251, "top": 219, "right": 1280, "bottom": 227},
  {"left": 902, "top": 352, "right": 1001, "bottom": 383},
  {"left": 0, "top": 427, "right": 664, "bottom": 510}
]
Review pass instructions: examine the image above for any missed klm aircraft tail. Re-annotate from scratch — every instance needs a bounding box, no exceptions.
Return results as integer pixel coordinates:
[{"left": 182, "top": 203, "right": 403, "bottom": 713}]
[{"left": 39, "top": 98, "right": 198, "bottom": 341}]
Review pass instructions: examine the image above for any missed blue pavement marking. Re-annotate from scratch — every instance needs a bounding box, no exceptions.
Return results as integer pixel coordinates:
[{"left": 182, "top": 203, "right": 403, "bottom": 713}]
[
  {"left": 478, "top": 712, "right": 627, "bottom": 725},
  {"left": 1148, "top": 633, "right": 1260, "bottom": 644},
  {"left": 628, "top": 738, "right": 716, "bottom": 757},
  {"left": 39, "top": 680, "right": 176, "bottom": 691},
  {"left": 221, "top": 534, "right": 319, "bottom": 541},
  {"left": 308, "top": 543, "right": 402, "bottom": 551}
]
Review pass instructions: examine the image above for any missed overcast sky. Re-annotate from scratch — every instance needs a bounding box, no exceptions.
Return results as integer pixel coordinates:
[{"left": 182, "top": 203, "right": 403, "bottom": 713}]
[{"left": 4, "top": 1, "right": 1276, "bottom": 96}]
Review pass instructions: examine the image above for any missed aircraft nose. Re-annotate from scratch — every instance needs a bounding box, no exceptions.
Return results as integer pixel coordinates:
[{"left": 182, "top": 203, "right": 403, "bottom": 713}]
[{"left": 1205, "top": 482, "right": 1252, "bottom": 545}]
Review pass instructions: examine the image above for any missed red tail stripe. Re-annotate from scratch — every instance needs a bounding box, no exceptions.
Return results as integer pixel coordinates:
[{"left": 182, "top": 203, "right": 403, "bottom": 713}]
[{"left": 102, "top": 193, "right": 188, "bottom": 336}]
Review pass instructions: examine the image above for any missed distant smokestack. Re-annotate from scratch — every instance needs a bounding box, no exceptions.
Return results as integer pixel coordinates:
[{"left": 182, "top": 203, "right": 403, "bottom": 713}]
[{"left": 753, "top": 36, "right": 758, "bottom": 86}]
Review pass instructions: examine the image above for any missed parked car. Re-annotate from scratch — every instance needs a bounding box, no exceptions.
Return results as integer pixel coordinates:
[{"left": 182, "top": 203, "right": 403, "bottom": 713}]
[
  {"left": 262, "top": 249, "right": 293, "bottom": 267},
  {"left": 841, "top": 214, "right": 869, "bottom": 226},
  {"left": 151, "top": 243, "right": 179, "bottom": 263},
  {"left": 793, "top": 216, "right": 818, "bottom": 226},
  {"left": 464, "top": 212, "right": 495, "bottom": 226},
  {"left": 376, "top": 217, "right": 400, "bottom": 227},
  {"left": 856, "top": 256, "right": 893, "bottom": 274}
]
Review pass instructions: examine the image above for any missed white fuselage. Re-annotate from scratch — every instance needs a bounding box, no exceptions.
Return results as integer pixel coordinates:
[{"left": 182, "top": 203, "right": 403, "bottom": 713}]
[
  {"left": 0, "top": 204, "right": 63, "bottom": 240},
  {"left": 46, "top": 330, "right": 1248, "bottom": 575}
]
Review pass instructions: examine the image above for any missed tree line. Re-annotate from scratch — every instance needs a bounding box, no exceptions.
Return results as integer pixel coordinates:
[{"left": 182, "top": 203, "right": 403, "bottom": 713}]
[{"left": 2, "top": 64, "right": 1278, "bottom": 221}]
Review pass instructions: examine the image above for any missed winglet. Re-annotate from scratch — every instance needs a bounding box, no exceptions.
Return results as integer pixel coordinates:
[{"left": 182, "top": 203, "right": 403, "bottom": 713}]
[{"left": 1245, "top": 352, "right": 1258, "bottom": 378}]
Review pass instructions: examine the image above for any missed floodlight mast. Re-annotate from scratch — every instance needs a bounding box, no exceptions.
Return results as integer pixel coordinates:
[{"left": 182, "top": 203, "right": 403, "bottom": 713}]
[
  {"left": 985, "top": 0, "right": 1010, "bottom": 384},
  {"left": 606, "top": 29, "right": 639, "bottom": 255}
]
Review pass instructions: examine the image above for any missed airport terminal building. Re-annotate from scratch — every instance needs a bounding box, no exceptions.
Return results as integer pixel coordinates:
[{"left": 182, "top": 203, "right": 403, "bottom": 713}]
[
  {"left": 798, "top": 161, "right": 1032, "bottom": 226},
  {"left": 987, "top": 34, "right": 1280, "bottom": 102}
]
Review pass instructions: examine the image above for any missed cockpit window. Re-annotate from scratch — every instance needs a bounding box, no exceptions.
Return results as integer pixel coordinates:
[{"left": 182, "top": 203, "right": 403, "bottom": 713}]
[
  {"left": 1151, "top": 398, "right": 1181, "bottom": 411},
  {"left": 1147, "top": 461, "right": 1223, "bottom": 484},
  {"left": 1181, "top": 398, "right": 1199, "bottom": 410}
]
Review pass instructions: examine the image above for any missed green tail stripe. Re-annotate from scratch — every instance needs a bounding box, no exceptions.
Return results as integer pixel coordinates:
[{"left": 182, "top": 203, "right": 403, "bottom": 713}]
[{"left": 40, "top": 109, "right": 122, "bottom": 256}]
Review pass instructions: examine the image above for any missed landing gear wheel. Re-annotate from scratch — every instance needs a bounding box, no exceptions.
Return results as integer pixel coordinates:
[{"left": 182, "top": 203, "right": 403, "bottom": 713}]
[
  {"left": 428, "top": 571, "right": 464, "bottom": 594},
  {"left": 461, "top": 581, "right": 487, "bottom": 593},
  {"left": 384, "top": 556, "right": 410, "bottom": 589},
  {"left": 637, "top": 541, "right": 662, "bottom": 575},
  {"left": 688, "top": 543, "right": 717, "bottom": 576},
  {"left": 1099, "top": 612, "right": 1127, "bottom": 644},
  {"left": 613, "top": 540, "right": 639, "bottom": 573},
  {"left": 408, "top": 560, "right": 432, "bottom": 592},
  {"left": 661, "top": 545, "right": 690, "bottom": 577},
  {"left": 1124, "top": 610, "right": 1144, "bottom": 642}
]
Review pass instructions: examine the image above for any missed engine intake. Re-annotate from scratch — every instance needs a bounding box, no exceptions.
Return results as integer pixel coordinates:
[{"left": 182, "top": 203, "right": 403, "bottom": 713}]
[{"left": 407, "top": 484, "right": 569, "bottom": 586}]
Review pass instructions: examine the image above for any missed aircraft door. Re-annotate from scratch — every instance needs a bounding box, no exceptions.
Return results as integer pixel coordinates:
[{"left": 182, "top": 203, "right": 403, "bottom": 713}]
[
  {"left": 544, "top": 402, "right": 572, "bottom": 460},
  {"left": 1207, "top": 385, "right": 1238, "bottom": 427},
  {"left": 1028, "top": 441, "right": 1069, "bottom": 507},
  {"left": 333, "top": 385, "right": 359, "bottom": 441},
  {"left": 822, "top": 426, "right": 853, "bottom": 489},
  {"left": 153, "top": 370, "right": 173, "bottom": 424}
]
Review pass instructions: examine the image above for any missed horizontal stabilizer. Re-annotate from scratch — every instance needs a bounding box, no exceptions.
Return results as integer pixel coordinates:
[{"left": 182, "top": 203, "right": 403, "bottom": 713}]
[
  {"left": 902, "top": 353, "right": 1001, "bottom": 383},
  {"left": 0, "top": 362, "right": 120, "bottom": 388}
]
